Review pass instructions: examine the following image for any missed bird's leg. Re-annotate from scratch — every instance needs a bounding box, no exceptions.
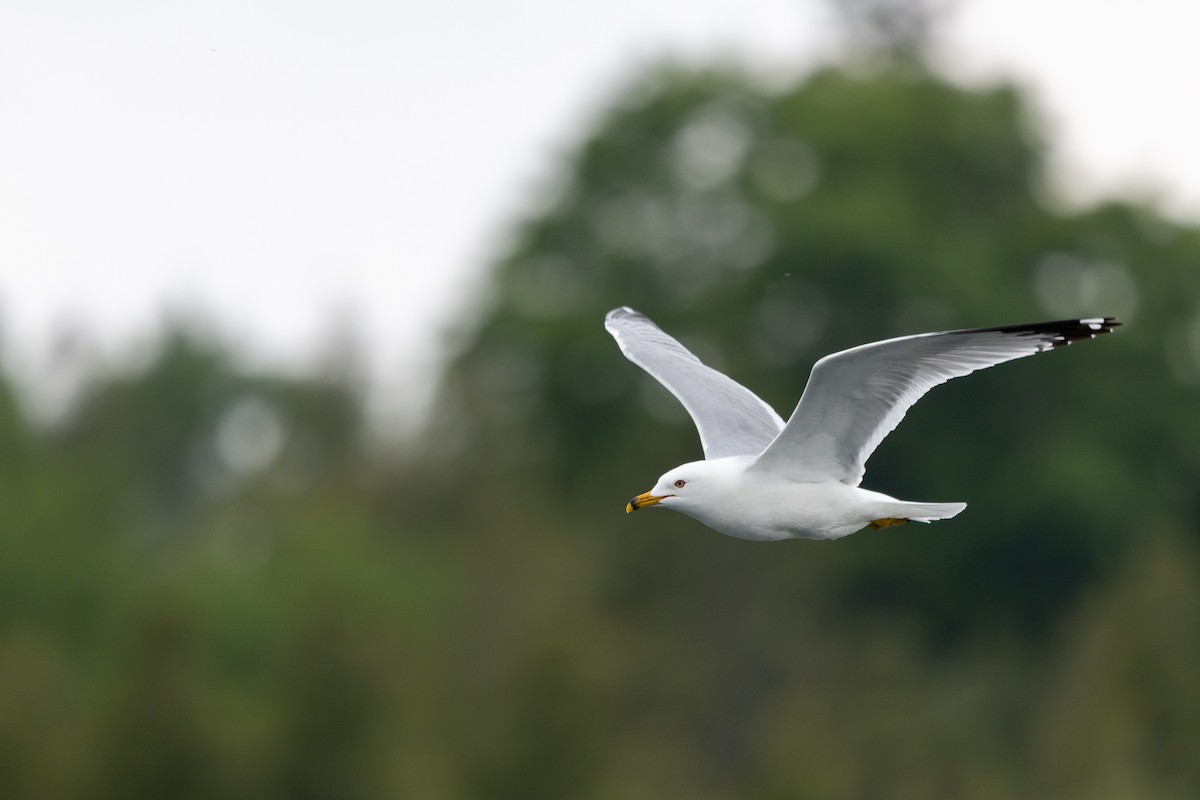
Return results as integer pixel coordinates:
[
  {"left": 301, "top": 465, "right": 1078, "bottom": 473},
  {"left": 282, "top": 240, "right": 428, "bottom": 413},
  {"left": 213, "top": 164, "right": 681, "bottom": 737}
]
[{"left": 868, "top": 518, "right": 908, "bottom": 530}]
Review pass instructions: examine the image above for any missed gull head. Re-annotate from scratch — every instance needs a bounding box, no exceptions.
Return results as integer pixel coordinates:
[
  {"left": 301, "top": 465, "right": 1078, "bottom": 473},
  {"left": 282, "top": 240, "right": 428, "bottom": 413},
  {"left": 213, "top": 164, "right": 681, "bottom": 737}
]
[{"left": 625, "top": 458, "right": 747, "bottom": 517}]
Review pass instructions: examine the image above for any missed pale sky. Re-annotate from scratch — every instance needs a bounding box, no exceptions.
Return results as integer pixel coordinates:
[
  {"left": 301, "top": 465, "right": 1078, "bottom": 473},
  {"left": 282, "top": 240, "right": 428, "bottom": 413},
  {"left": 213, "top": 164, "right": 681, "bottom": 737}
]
[{"left": 2, "top": 0, "right": 1197, "bottom": 429}]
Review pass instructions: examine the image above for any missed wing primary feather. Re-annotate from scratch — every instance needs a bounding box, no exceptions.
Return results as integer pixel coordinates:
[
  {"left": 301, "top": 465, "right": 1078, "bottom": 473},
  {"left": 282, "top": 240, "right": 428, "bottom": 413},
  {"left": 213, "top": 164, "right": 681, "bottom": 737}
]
[
  {"left": 750, "top": 316, "right": 1121, "bottom": 485},
  {"left": 605, "top": 307, "right": 784, "bottom": 460}
]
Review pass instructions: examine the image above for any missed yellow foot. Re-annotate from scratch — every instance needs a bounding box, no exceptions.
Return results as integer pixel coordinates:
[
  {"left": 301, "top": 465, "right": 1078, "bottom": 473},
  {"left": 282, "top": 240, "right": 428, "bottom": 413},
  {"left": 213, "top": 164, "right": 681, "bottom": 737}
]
[{"left": 868, "top": 518, "right": 908, "bottom": 530}]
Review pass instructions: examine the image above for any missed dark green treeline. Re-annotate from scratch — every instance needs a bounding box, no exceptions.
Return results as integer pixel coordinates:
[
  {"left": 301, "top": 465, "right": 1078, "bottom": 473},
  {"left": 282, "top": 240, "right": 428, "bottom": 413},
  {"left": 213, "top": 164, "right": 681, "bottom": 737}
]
[{"left": 3, "top": 60, "right": 1200, "bottom": 799}]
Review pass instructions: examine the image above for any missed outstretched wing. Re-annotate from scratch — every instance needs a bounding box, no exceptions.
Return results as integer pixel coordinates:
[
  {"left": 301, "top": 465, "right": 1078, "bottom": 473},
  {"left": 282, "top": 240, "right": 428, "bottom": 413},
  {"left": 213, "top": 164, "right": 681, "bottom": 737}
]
[
  {"left": 605, "top": 307, "right": 784, "bottom": 459},
  {"left": 751, "top": 318, "right": 1120, "bottom": 485}
]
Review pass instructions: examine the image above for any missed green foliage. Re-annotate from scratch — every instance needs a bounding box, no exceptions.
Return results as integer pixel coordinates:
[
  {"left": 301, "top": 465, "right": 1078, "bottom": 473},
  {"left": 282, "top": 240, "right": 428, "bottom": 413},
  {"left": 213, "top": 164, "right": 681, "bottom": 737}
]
[
  {"left": 435, "top": 60, "right": 1197, "bottom": 641},
  {"left": 4, "top": 60, "right": 1200, "bottom": 798}
]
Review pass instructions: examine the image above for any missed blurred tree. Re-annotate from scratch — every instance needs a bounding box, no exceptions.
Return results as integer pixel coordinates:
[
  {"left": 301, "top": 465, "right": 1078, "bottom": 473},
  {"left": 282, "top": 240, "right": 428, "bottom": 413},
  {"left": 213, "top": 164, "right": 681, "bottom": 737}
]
[
  {"left": 429, "top": 56, "right": 1195, "bottom": 642},
  {"left": 830, "top": 0, "right": 945, "bottom": 68},
  {"left": 4, "top": 15, "right": 1200, "bottom": 799},
  {"left": 1027, "top": 534, "right": 1200, "bottom": 798},
  {"left": 57, "top": 327, "right": 365, "bottom": 537}
]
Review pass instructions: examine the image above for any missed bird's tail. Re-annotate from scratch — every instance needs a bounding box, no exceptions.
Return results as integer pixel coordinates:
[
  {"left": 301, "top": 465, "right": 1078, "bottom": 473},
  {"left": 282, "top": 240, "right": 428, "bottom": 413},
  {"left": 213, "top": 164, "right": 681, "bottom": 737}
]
[{"left": 900, "top": 501, "right": 967, "bottom": 524}]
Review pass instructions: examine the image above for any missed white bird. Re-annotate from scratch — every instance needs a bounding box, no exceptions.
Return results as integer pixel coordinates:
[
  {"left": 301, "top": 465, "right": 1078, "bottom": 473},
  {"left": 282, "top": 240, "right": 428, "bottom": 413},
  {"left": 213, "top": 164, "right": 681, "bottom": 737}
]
[{"left": 606, "top": 307, "right": 1119, "bottom": 541}]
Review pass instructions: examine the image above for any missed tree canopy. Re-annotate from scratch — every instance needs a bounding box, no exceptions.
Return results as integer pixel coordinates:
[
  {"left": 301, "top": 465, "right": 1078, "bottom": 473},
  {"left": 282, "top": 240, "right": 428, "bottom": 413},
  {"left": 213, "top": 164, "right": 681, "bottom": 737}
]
[{"left": 4, "top": 55, "right": 1200, "bottom": 799}]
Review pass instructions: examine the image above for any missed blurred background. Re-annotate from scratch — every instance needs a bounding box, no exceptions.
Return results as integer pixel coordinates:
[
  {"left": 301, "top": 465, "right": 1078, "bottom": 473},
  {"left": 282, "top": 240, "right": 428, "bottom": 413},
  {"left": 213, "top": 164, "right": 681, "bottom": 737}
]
[{"left": 3, "top": 0, "right": 1200, "bottom": 798}]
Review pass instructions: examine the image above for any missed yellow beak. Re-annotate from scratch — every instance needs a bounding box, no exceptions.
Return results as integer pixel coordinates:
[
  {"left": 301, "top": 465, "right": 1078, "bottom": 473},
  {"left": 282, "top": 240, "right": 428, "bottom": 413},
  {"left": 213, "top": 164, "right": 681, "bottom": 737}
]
[{"left": 626, "top": 491, "right": 666, "bottom": 513}]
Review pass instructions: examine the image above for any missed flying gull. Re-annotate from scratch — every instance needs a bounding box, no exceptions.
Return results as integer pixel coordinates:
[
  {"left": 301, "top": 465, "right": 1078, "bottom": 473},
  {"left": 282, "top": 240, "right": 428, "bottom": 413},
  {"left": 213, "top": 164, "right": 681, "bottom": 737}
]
[{"left": 606, "top": 307, "right": 1120, "bottom": 540}]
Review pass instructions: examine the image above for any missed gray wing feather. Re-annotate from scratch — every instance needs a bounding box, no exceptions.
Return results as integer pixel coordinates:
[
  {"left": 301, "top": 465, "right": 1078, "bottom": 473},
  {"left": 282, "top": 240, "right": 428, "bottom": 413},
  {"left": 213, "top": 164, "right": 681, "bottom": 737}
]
[
  {"left": 605, "top": 307, "right": 784, "bottom": 459},
  {"left": 751, "top": 318, "right": 1120, "bottom": 485}
]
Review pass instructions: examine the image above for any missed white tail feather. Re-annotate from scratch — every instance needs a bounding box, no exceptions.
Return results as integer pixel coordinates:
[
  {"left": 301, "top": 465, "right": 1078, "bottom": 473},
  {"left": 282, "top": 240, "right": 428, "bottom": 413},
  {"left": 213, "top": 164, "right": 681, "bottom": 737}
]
[{"left": 902, "top": 502, "right": 967, "bottom": 524}]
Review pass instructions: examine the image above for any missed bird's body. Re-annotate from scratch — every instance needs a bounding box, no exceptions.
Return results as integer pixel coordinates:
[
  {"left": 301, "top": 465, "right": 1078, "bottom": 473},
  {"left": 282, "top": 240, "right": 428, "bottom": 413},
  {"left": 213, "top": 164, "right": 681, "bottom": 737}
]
[
  {"left": 606, "top": 307, "right": 1119, "bottom": 541},
  {"left": 648, "top": 456, "right": 965, "bottom": 541},
  {"left": 633, "top": 455, "right": 966, "bottom": 541}
]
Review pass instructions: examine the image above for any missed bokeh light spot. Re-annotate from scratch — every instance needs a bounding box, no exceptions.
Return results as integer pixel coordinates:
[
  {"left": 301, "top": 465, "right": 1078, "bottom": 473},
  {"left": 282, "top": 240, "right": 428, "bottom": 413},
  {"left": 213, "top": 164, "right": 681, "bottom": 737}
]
[
  {"left": 671, "top": 105, "right": 754, "bottom": 191},
  {"left": 216, "top": 396, "right": 286, "bottom": 477},
  {"left": 1032, "top": 253, "right": 1139, "bottom": 320}
]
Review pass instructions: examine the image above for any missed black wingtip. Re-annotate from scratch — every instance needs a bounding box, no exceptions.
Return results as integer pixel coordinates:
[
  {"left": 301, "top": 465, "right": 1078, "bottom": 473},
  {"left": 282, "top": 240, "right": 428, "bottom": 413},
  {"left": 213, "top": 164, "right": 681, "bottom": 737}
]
[{"left": 955, "top": 317, "right": 1121, "bottom": 348}]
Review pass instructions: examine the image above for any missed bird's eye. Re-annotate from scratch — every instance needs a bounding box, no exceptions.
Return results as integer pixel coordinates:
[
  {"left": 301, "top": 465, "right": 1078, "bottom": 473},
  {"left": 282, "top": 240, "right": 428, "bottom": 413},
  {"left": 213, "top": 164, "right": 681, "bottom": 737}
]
[{"left": 674, "top": 479, "right": 686, "bottom": 488}]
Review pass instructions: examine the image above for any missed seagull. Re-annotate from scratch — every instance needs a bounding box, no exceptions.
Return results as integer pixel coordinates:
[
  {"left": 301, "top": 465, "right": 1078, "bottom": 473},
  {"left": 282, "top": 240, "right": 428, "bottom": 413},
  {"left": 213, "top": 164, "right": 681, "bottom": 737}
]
[{"left": 606, "top": 307, "right": 1120, "bottom": 541}]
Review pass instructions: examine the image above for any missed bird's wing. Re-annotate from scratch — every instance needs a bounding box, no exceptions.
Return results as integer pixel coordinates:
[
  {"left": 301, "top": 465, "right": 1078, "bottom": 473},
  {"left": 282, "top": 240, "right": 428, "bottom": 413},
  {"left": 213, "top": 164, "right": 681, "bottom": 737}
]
[
  {"left": 751, "top": 318, "right": 1120, "bottom": 485},
  {"left": 606, "top": 307, "right": 785, "bottom": 459}
]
